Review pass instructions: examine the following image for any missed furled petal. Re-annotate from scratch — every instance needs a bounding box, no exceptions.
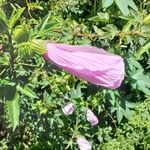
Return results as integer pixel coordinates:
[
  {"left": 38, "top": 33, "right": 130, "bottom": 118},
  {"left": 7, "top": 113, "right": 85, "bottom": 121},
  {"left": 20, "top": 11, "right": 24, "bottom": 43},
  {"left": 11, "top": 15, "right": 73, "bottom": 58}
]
[
  {"left": 44, "top": 43, "right": 125, "bottom": 89},
  {"left": 86, "top": 108, "right": 99, "bottom": 126},
  {"left": 76, "top": 137, "right": 92, "bottom": 150},
  {"left": 62, "top": 102, "right": 74, "bottom": 115}
]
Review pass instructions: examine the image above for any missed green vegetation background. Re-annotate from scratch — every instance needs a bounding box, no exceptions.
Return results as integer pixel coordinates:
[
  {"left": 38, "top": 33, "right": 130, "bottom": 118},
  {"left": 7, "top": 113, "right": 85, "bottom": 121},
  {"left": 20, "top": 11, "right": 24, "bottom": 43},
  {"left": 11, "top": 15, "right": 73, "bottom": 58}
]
[{"left": 0, "top": 0, "right": 150, "bottom": 149}]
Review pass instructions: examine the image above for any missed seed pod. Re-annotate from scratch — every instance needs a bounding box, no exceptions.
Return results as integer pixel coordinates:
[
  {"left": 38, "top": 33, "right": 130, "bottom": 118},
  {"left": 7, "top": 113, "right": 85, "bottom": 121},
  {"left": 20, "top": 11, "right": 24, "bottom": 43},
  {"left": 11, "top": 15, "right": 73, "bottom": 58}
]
[
  {"left": 13, "top": 25, "right": 29, "bottom": 43},
  {"left": 143, "top": 15, "right": 150, "bottom": 25}
]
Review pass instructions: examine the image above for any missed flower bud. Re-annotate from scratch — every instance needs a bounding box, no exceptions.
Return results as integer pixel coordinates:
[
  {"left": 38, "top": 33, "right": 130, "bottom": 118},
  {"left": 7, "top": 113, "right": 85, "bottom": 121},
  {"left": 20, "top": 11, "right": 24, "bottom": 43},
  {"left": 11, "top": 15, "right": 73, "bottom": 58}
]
[
  {"left": 44, "top": 43, "right": 125, "bottom": 89},
  {"left": 13, "top": 25, "right": 29, "bottom": 43},
  {"left": 62, "top": 102, "right": 74, "bottom": 115},
  {"left": 86, "top": 109, "right": 99, "bottom": 126},
  {"left": 143, "top": 15, "right": 150, "bottom": 25},
  {"left": 76, "top": 137, "right": 92, "bottom": 150}
]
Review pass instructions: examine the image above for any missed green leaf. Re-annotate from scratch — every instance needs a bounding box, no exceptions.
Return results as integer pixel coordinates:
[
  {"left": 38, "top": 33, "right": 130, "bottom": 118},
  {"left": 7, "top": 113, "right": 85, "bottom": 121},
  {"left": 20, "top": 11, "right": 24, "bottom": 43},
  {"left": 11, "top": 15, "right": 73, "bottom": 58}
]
[
  {"left": 143, "top": 14, "right": 150, "bottom": 25},
  {"left": 8, "top": 7, "right": 25, "bottom": 28},
  {"left": 125, "top": 101, "right": 135, "bottom": 108},
  {"left": 124, "top": 107, "right": 132, "bottom": 120},
  {"left": 115, "top": 0, "right": 137, "bottom": 15},
  {"left": 93, "top": 26, "right": 105, "bottom": 36},
  {"left": 136, "top": 41, "right": 150, "bottom": 59},
  {"left": 0, "top": 18, "right": 8, "bottom": 34},
  {"left": 89, "top": 12, "right": 109, "bottom": 22},
  {"left": 128, "top": 58, "right": 143, "bottom": 70},
  {"left": 6, "top": 93, "right": 20, "bottom": 131},
  {"left": 27, "top": 1, "right": 43, "bottom": 10},
  {"left": 115, "top": 0, "right": 129, "bottom": 16},
  {"left": 127, "top": 0, "right": 138, "bottom": 11},
  {"left": 123, "top": 20, "right": 133, "bottom": 32},
  {"left": 38, "top": 12, "right": 51, "bottom": 32},
  {"left": 0, "top": 8, "right": 6, "bottom": 20},
  {"left": 70, "top": 86, "right": 83, "bottom": 99},
  {"left": 0, "top": 85, "right": 16, "bottom": 100},
  {"left": 116, "top": 105, "right": 124, "bottom": 123},
  {"left": 102, "top": 0, "right": 114, "bottom": 9},
  {"left": 132, "top": 69, "right": 150, "bottom": 95},
  {"left": 102, "top": 24, "right": 118, "bottom": 39},
  {"left": 17, "top": 85, "right": 39, "bottom": 99}
]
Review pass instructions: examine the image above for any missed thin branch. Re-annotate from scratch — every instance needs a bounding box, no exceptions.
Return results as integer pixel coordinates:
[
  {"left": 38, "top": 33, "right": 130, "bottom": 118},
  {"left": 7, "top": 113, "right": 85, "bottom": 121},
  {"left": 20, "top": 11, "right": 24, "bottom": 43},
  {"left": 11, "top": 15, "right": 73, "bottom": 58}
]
[
  {"left": 17, "top": 63, "right": 38, "bottom": 67},
  {"left": 0, "top": 69, "right": 6, "bottom": 76},
  {"left": 53, "top": 29, "right": 148, "bottom": 38},
  {"left": 104, "top": 109, "right": 117, "bottom": 129}
]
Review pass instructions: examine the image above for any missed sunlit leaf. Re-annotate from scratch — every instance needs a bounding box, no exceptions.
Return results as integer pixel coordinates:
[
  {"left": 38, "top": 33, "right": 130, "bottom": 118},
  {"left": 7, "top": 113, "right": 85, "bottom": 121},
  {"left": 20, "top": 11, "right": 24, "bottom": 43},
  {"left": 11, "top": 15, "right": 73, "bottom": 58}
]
[
  {"left": 6, "top": 93, "right": 20, "bottom": 131},
  {"left": 8, "top": 7, "right": 25, "bottom": 28},
  {"left": 17, "top": 85, "right": 39, "bottom": 99},
  {"left": 102, "top": 0, "right": 114, "bottom": 9},
  {"left": 116, "top": 105, "right": 124, "bottom": 123}
]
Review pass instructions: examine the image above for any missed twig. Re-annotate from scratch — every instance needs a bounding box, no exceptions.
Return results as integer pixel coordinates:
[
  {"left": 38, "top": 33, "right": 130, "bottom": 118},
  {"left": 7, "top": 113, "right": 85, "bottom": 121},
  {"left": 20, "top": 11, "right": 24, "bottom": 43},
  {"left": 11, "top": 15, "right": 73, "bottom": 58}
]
[
  {"left": 8, "top": 32, "right": 15, "bottom": 75},
  {"left": 53, "top": 29, "right": 148, "bottom": 38},
  {"left": 17, "top": 63, "right": 38, "bottom": 67},
  {"left": 0, "top": 69, "right": 6, "bottom": 76},
  {"left": 105, "top": 110, "right": 117, "bottom": 129}
]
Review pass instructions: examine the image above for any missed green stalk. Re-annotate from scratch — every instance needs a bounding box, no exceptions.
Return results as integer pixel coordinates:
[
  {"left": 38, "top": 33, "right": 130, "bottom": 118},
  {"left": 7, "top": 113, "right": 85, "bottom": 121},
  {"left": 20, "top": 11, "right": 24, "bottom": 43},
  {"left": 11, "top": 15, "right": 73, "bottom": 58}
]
[{"left": 8, "top": 30, "right": 15, "bottom": 77}]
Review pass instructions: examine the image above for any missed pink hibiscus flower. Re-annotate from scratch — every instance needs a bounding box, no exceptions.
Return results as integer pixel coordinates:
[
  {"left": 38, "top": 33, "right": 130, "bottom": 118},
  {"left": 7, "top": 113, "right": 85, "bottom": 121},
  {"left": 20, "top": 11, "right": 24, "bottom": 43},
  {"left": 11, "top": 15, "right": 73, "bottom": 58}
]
[{"left": 43, "top": 43, "right": 125, "bottom": 89}]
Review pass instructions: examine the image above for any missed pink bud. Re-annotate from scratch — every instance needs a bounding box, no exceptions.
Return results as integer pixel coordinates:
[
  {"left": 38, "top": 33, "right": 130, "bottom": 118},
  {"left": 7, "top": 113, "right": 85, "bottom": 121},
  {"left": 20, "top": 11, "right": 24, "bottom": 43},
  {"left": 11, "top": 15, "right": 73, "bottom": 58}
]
[
  {"left": 44, "top": 43, "right": 125, "bottom": 89},
  {"left": 76, "top": 137, "right": 92, "bottom": 150},
  {"left": 86, "top": 109, "right": 99, "bottom": 126},
  {"left": 62, "top": 102, "right": 74, "bottom": 115}
]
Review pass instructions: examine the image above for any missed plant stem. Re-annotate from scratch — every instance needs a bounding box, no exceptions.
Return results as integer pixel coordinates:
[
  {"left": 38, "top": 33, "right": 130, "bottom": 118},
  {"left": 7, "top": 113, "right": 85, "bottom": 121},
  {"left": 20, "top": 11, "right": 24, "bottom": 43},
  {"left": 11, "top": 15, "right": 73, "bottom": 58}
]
[
  {"left": 17, "top": 63, "right": 38, "bottom": 67},
  {"left": 94, "top": 0, "right": 97, "bottom": 14},
  {"left": 8, "top": 31, "right": 15, "bottom": 78},
  {"left": 105, "top": 110, "right": 117, "bottom": 129},
  {"left": 0, "top": 69, "right": 6, "bottom": 76},
  {"left": 53, "top": 29, "right": 148, "bottom": 38}
]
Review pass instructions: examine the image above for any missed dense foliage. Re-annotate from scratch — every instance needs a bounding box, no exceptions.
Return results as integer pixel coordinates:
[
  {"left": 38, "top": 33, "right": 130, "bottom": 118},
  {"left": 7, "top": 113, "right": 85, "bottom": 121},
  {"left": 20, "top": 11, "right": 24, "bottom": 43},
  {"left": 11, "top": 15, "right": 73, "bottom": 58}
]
[{"left": 0, "top": 0, "right": 150, "bottom": 149}]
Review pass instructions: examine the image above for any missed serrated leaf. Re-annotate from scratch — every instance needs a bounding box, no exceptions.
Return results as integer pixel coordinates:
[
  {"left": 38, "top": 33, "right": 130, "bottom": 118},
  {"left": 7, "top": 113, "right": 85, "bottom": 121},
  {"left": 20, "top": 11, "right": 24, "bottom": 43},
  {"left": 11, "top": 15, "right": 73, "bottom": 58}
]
[
  {"left": 138, "top": 82, "right": 150, "bottom": 95},
  {"left": 70, "top": 86, "right": 83, "bottom": 99},
  {"left": 102, "top": 0, "right": 114, "bottom": 9},
  {"left": 128, "top": 58, "right": 143, "bottom": 70},
  {"left": 93, "top": 26, "right": 104, "bottom": 36},
  {"left": 8, "top": 7, "right": 25, "bottom": 28},
  {"left": 102, "top": 24, "right": 118, "bottom": 39},
  {"left": 17, "top": 85, "right": 39, "bottom": 99},
  {"left": 6, "top": 93, "right": 20, "bottom": 131},
  {"left": 132, "top": 69, "right": 150, "bottom": 95}
]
